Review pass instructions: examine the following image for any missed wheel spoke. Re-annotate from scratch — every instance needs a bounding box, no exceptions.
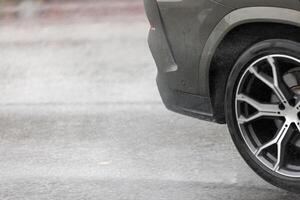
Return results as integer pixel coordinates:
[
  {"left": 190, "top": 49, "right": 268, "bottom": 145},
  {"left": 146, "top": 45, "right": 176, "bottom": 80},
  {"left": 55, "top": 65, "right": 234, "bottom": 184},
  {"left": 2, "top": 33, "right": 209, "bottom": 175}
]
[
  {"left": 236, "top": 94, "right": 282, "bottom": 123},
  {"left": 237, "top": 114, "right": 262, "bottom": 124},
  {"left": 268, "top": 57, "right": 279, "bottom": 85},
  {"left": 249, "top": 66, "right": 273, "bottom": 89},
  {"left": 274, "top": 127, "right": 294, "bottom": 171},
  {"left": 249, "top": 56, "right": 293, "bottom": 105},
  {"left": 255, "top": 122, "right": 291, "bottom": 171},
  {"left": 255, "top": 123, "right": 285, "bottom": 156},
  {"left": 267, "top": 57, "right": 294, "bottom": 104}
]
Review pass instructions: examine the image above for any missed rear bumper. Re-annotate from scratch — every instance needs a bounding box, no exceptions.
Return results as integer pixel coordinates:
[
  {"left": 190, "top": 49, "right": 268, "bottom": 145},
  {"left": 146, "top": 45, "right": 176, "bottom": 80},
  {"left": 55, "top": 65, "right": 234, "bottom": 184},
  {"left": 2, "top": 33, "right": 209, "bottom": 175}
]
[
  {"left": 144, "top": 0, "right": 216, "bottom": 123},
  {"left": 157, "top": 75, "right": 215, "bottom": 122}
]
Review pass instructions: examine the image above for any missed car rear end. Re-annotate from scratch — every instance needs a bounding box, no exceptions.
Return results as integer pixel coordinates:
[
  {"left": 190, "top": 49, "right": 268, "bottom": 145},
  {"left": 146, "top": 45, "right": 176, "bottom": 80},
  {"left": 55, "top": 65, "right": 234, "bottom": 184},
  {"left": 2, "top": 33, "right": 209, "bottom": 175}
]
[
  {"left": 143, "top": 0, "right": 180, "bottom": 115},
  {"left": 143, "top": 0, "right": 230, "bottom": 122}
]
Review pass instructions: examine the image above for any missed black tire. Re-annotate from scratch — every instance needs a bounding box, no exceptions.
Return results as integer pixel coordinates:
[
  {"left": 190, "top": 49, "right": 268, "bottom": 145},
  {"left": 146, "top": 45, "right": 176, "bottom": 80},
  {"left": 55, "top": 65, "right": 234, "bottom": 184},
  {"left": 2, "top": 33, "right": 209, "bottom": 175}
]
[{"left": 225, "top": 39, "right": 300, "bottom": 193}]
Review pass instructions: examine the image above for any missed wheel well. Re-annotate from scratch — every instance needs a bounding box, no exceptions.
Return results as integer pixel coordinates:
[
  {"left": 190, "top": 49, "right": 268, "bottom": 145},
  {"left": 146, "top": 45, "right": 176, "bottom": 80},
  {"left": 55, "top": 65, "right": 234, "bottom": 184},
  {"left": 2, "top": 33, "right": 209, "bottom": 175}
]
[{"left": 209, "top": 22, "right": 300, "bottom": 123}]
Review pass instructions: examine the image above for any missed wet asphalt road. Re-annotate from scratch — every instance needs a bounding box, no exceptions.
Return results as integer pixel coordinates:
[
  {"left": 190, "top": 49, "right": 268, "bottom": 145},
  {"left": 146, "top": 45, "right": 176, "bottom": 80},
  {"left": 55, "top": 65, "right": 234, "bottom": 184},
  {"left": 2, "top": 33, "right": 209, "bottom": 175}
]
[{"left": 0, "top": 2, "right": 300, "bottom": 199}]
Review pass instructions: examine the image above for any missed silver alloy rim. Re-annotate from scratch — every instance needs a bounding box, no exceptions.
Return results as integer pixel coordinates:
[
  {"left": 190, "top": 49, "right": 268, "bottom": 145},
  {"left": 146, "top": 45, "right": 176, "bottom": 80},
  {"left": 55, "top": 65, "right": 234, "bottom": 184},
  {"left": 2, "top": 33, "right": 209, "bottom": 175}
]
[{"left": 235, "top": 54, "right": 300, "bottom": 178}]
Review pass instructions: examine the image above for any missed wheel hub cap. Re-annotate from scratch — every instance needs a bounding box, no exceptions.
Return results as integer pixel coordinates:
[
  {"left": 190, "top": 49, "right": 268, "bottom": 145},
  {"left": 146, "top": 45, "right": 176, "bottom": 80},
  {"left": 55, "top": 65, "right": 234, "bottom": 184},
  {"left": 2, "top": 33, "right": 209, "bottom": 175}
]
[{"left": 283, "top": 105, "right": 300, "bottom": 124}]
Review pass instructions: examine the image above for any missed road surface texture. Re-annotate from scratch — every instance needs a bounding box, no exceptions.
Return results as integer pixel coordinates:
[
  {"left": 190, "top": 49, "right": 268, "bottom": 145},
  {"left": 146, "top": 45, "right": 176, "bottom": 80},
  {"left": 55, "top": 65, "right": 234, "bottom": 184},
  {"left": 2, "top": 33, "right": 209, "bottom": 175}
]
[{"left": 0, "top": 0, "right": 299, "bottom": 199}]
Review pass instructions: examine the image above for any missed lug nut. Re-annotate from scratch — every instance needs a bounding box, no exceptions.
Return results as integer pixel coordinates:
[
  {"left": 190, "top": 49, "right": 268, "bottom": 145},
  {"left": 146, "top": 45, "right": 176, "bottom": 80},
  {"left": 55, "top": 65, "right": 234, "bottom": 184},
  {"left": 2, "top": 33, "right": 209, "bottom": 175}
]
[
  {"left": 279, "top": 104, "right": 285, "bottom": 110},
  {"left": 289, "top": 99, "right": 296, "bottom": 107}
]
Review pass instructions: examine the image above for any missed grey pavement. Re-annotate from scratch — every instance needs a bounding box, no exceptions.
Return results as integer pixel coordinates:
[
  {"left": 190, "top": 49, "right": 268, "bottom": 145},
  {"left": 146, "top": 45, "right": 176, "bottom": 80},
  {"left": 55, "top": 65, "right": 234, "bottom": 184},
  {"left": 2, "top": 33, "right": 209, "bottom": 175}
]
[{"left": 0, "top": 4, "right": 299, "bottom": 200}]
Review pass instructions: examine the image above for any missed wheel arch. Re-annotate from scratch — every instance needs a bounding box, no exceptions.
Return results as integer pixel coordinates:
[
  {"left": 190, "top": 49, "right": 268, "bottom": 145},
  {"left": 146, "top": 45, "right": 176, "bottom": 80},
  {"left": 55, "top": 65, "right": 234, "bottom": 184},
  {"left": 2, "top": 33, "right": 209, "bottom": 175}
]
[{"left": 202, "top": 7, "right": 300, "bottom": 123}]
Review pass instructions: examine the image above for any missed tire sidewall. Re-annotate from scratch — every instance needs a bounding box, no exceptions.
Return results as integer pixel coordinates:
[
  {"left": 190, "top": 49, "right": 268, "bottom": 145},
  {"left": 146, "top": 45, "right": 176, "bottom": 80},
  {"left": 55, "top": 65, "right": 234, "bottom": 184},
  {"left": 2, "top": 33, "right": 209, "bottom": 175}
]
[{"left": 225, "top": 39, "right": 300, "bottom": 192}]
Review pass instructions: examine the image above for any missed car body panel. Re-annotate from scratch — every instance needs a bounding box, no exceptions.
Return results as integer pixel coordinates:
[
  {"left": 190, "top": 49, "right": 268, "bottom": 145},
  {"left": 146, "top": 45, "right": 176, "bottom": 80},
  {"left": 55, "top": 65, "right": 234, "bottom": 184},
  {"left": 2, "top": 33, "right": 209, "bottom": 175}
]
[
  {"left": 144, "top": 0, "right": 177, "bottom": 75},
  {"left": 157, "top": 0, "right": 229, "bottom": 94},
  {"left": 144, "top": 0, "right": 219, "bottom": 121},
  {"left": 144, "top": 0, "right": 300, "bottom": 123},
  {"left": 200, "top": 7, "right": 300, "bottom": 97},
  {"left": 214, "top": 0, "right": 300, "bottom": 10}
]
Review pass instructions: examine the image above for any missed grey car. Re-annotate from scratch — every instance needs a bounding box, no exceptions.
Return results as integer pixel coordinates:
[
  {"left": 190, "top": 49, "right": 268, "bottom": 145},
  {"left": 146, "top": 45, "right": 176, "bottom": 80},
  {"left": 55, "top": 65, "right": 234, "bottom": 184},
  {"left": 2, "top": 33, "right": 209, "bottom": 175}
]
[{"left": 144, "top": 0, "right": 300, "bottom": 193}]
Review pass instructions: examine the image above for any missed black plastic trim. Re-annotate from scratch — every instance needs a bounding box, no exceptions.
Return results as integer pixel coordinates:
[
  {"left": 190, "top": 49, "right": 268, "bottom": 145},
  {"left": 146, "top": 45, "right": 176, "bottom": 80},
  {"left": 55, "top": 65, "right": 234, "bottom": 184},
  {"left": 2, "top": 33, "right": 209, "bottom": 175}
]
[{"left": 157, "top": 74, "right": 221, "bottom": 123}]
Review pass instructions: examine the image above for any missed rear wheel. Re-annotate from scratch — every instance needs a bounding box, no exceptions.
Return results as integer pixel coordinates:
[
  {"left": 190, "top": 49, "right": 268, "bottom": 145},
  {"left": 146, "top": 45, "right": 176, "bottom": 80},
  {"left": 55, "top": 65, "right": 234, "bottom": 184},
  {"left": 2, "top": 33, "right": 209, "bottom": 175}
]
[{"left": 226, "top": 39, "right": 300, "bottom": 192}]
